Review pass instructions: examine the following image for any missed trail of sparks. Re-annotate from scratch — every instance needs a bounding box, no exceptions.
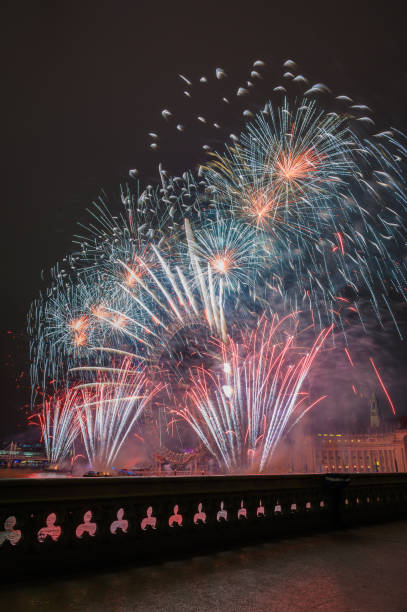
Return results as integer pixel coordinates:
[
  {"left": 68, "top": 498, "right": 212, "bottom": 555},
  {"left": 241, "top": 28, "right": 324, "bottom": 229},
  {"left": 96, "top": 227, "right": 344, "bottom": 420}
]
[
  {"left": 172, "top": 318, "right": 332, "bottom": 472},
  {"left": 369, "top": 357, "right": 396, "bottom": 415},
  {"left": 31, "top": 389, "right": 81, "bottom": 466},
  {"left": 344, "top": 348, "right": 354, "bottom": 367},
  {"left": 77, "top": 359, "right": 163, "bottom": 469}
]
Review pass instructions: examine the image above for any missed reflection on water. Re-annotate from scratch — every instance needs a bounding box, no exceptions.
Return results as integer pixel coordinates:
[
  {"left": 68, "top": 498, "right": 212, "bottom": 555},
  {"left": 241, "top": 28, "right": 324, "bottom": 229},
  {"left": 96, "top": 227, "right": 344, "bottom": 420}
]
[
  {"left": 0, "top": 469, "right": 71, "bottom": 479},
  {"left": 1, "top": 521, "right": 407, "bottom": 611}
]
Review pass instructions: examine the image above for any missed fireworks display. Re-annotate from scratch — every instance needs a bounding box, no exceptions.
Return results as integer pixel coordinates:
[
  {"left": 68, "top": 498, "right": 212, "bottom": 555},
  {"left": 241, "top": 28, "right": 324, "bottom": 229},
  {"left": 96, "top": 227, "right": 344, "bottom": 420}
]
[
  {"left": 32, "top": 388, "right": 80, "bottom": 467},
  {"left": 28, "top": 58, "right": 407, "bottom": 472},
  {"left": 173, "top": 316, "right": 331, "bottom": 472},
  {"left": 76, "top": 359, "right": 163, "bottom": 470}
]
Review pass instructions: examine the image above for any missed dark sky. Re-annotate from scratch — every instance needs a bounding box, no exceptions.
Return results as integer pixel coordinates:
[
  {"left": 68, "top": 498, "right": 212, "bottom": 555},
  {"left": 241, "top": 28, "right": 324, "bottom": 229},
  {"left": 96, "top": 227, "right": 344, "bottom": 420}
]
[{"left": 2, "top": 0, "right": 407, "bottom": 437}]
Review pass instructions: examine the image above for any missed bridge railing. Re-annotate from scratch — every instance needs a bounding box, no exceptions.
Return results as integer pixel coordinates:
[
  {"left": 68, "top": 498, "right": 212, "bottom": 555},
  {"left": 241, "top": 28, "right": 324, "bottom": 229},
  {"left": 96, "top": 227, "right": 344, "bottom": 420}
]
[{"left": 1, "top": 473, "right": 407, "bottom": 580}]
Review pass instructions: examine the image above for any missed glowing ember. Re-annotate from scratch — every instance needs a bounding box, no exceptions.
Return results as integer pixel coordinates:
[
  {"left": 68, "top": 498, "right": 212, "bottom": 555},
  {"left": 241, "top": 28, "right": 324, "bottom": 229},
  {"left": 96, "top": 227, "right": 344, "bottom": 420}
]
[{"left": 275, "top": 148, "right": 320, "bottom": 183}]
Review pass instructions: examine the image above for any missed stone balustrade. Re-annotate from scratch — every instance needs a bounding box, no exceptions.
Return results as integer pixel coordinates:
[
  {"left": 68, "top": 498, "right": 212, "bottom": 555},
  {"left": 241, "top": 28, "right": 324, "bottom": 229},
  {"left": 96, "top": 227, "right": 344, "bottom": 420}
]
[{"left": 1, "top": 473, "right": 407, "bottom": 581}]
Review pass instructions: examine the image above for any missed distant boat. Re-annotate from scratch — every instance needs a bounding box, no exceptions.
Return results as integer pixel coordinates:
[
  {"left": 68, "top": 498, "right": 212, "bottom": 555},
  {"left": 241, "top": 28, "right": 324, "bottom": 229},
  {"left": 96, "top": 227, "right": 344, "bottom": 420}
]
[{"left": 83, "top": 470, "right": 112, "bottom": 477}]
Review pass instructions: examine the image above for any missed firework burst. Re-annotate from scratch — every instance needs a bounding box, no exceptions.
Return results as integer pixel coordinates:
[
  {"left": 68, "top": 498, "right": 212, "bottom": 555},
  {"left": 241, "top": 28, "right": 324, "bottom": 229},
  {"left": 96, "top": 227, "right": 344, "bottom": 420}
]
[
  {"left": 172, "top": 316, "right": 331, "bottom": 472},
  {"left": 28, "top": 58, "right": 407, "bottom": 472},
  {"left": 76, "top": 359, "right": 163, "bottom": 470},
  {"left": 33, "top": 388, "right": 81, "bottom": 467}
]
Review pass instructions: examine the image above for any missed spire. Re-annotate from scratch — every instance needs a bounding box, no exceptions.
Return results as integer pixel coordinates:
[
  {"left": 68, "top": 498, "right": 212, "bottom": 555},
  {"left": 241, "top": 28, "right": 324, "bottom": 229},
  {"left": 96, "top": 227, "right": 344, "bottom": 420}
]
[{"left": 370, "top": 393, "right": 380, "bottom": 428}]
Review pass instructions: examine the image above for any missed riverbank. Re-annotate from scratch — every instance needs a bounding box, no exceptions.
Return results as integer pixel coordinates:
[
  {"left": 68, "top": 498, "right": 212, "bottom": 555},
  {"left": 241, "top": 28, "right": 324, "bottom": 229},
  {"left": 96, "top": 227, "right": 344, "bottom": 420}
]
[{"left": 0, "top": 468, "right": 71, "bottom": 479}]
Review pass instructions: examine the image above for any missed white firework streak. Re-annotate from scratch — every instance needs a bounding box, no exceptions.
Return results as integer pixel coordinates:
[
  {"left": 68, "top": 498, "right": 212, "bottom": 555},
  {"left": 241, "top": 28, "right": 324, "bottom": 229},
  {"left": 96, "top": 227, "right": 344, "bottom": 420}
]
[
  {"left": 172, "top": 316, "right": 332, "bottom": 472},
  {"left": 35, "top": 389, "right": 81, "bottom": 466},
  {"left": 76, "top": 359, "right": 163, "bottom": 470}
]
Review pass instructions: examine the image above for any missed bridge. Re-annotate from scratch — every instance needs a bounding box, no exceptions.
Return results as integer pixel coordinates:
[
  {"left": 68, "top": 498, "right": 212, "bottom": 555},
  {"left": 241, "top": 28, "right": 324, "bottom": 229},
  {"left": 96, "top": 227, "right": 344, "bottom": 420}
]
[
  {"left": 1, "top": 472, "right": 407, "bottom": 583},
  {"left": 2, "top": 520, "right": 407, "bottom": 611}
]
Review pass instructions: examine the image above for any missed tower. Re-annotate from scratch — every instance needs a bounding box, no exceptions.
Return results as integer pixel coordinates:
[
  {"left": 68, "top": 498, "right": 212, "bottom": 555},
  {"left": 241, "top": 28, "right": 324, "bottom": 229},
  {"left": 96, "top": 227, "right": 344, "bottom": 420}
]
[{"left": 370, "top": 393, "right": 380, "bottom": 428}]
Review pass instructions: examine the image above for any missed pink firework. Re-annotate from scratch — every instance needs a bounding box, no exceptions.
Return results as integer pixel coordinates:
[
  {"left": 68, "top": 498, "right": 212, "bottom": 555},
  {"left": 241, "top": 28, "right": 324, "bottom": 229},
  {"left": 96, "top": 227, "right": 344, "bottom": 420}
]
[{"left": 173, "top": 315, "right": 332, "bottom": 472}]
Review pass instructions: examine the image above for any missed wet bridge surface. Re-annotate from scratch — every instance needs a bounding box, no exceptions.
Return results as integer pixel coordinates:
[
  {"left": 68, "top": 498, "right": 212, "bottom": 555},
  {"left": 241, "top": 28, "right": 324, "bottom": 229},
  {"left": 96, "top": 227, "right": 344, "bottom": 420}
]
[{"left": 2, "top": 520, "right": 407, "bottom": 612}]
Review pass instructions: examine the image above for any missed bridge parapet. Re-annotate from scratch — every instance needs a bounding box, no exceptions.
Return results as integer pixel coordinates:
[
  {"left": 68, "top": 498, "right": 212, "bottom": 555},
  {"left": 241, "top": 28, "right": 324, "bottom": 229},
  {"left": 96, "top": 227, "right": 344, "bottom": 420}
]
[{"left": 1, "top": 473, "right": 407, "bottom": 581}]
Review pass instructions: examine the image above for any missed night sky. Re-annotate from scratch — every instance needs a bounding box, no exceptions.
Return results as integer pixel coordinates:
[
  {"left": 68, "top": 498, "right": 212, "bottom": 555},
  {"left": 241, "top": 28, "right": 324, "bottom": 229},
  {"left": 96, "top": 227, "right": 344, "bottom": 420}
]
[{"left": 2, "top": 0, "right": 407, "bottom": 438}]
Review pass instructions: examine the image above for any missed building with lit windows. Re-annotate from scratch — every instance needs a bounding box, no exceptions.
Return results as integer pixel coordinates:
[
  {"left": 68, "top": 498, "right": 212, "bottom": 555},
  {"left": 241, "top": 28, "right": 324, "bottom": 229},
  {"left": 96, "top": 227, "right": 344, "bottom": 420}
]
[
  {"left": 309, "top": 429, "right": 407, "bottom": 473},
  {"left": 288, "top": 394, "right": 407, "bottom": 474}
]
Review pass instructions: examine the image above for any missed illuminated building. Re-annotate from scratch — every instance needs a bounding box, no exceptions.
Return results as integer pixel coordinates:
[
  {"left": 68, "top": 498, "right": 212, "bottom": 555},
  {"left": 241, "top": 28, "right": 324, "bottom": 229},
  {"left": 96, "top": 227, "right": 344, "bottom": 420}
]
[
  {"left": 309, "top": 430, "right": 407, "bottom": 473},
  {"left": 289, "top": 394, "right": 407, "bottom": 474}
]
